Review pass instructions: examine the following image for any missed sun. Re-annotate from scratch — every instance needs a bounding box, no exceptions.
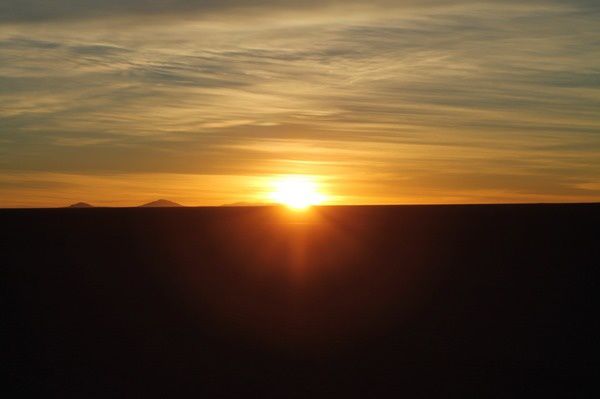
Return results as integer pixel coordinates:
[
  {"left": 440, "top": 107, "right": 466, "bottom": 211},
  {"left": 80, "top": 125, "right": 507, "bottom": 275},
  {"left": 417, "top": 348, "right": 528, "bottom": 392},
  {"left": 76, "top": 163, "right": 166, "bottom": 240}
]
[{"left": 269, "top": 176, "right": 326, "bottom": 210}]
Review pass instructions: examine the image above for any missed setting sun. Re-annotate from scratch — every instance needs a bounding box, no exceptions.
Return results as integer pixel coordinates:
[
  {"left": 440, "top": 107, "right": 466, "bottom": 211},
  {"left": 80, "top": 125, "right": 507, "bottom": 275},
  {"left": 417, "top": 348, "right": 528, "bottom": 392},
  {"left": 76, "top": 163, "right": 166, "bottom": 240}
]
[{"left": 269, "top": 176, "right": 326, "bottom": 210}]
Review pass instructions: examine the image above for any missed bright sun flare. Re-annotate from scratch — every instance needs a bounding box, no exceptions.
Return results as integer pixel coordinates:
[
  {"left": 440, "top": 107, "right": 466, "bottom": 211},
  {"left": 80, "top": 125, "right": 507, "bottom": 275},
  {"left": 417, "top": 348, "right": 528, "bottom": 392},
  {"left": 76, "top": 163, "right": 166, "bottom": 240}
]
[{"left": 269, "top": 176, "right": 326, "bottom": 210}]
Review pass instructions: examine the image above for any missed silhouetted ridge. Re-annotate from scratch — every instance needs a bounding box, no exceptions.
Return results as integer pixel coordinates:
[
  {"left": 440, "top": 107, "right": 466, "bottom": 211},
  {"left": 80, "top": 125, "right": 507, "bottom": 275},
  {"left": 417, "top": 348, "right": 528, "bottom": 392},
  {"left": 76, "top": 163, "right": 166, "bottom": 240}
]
[
  {"left": 68, "top": 202, "right": 94, "bottom": 208},
  {"left": 139, "top": 199, "right": 183, "bottom": 208}
]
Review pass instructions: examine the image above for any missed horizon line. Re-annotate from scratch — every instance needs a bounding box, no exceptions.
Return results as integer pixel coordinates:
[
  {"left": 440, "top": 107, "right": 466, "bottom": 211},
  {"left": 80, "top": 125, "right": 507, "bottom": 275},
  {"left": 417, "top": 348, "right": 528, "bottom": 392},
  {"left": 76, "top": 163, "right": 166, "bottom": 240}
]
[{"left": 1, "top": 201, "right": 599, "bottom": 210}]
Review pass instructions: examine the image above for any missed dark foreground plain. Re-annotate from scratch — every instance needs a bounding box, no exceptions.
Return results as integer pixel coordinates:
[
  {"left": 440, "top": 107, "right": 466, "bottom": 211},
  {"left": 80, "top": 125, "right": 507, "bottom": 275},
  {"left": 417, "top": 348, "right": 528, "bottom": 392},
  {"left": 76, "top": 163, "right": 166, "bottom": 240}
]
[{"left": 3, "top": 204, "right": 598, "bottom": 397}]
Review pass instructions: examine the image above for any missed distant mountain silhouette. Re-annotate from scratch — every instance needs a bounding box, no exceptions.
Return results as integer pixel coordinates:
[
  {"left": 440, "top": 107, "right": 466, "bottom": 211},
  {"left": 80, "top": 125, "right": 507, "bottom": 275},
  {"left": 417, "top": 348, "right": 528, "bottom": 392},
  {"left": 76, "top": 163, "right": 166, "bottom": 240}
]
[
  {"left": 139, "top": 199, "right": 183, "bottom": 208},
  {"left": 68, "top": 202, "right": 94, "bottom": 208}
]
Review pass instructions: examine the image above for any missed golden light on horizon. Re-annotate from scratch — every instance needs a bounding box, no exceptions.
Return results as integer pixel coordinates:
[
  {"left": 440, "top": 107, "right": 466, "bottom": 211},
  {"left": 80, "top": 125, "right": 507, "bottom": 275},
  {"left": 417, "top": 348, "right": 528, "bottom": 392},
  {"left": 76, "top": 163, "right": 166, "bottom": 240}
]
[{"left": 269, "top": 175, "right": 326, "bottom": 210}]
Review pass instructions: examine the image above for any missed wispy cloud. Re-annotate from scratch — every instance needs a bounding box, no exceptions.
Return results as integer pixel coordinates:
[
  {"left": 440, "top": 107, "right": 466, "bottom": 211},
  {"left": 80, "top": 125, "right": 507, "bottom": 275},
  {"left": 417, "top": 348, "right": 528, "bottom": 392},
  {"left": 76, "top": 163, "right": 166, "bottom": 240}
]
[{"left": 0, "top": 1, "right": 598, "bottom": 205}]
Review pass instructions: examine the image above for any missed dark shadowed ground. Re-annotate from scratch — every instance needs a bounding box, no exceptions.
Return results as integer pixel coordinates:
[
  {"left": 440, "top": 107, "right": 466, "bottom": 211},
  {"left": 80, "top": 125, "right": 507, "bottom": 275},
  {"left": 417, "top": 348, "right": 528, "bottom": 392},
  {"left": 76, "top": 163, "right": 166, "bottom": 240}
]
[{"left": 2, "top": 204, "right": 598, "bottom": 397}]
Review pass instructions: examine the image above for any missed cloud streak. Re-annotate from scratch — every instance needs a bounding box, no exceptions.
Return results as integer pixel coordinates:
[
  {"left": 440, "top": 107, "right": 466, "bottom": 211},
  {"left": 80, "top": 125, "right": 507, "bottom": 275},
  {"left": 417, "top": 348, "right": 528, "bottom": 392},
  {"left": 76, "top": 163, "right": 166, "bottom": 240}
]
[{"left": 0, "top": 0, "right": 598, "bottom": 205}]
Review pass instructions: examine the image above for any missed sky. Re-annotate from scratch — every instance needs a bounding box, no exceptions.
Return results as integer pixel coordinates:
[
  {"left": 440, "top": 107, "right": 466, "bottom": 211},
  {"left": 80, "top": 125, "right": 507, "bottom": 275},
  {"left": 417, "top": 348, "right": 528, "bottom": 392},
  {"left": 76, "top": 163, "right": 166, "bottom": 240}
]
[{"left": 0, "top": 0, "right": 599, "bottom": 207}]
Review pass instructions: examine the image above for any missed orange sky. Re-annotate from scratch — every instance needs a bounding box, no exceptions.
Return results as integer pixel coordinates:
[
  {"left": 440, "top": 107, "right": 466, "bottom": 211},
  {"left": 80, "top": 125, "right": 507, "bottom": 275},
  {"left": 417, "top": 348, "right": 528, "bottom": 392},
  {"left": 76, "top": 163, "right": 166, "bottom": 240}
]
[{"left": 0, "top": 0, "right": 599, "bottom": 207}]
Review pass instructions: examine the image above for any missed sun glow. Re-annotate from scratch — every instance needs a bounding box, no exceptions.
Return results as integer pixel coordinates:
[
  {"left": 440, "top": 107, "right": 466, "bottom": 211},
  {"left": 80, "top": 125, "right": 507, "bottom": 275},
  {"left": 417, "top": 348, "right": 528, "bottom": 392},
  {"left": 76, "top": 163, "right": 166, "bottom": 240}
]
[{"left": 269, "top": 176, "right": 326, "bottom": 210}]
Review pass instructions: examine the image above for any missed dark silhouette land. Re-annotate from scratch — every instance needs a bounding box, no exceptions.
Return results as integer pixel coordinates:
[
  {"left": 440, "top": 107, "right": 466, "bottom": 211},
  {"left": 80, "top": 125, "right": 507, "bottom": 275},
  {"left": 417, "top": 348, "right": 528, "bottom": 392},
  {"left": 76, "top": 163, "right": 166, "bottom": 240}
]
[
  {"left": 139, "top": 199, "right": 183, "bottom": 207},
  {"left": 67, "top": 202, "right": 94, "bottom": 208},
  {"left": 2, "top": 204, "right": 598, "bottom": 397}
]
